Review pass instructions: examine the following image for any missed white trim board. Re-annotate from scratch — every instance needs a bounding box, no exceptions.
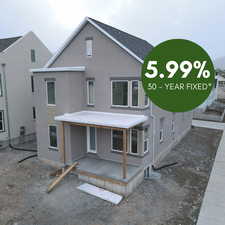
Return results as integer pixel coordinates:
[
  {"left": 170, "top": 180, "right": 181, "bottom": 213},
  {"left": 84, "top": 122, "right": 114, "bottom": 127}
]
[
  {"left": 30, "top": 66, "right": 86, "bottom": 73},
  {"left": 44, "top": 17, "right": 143, "bottom": 68},
  {"left": 77, "top": 183, "right": 123, "bottom": 205}
]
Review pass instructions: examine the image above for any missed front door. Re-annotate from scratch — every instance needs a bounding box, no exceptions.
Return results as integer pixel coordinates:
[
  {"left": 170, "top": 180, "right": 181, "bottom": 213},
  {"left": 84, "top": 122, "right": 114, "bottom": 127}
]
[{"left": 87, "top": 127, "right": 97, "bottom": 153}]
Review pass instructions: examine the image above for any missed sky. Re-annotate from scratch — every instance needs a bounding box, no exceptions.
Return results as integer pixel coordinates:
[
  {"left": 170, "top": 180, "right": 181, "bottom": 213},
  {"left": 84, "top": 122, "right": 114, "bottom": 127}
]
[{"left": 1, "top": 0, "right": 225, "bottom": 60}]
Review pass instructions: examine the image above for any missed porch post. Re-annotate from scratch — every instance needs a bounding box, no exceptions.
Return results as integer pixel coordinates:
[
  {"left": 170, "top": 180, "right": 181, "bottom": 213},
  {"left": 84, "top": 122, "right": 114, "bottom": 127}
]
[
  {"left": 122, "top": 129, "right": 128, "bottom": 179},
  {"left": 60, "top": 121, "right": 66, "bottom": 165}
]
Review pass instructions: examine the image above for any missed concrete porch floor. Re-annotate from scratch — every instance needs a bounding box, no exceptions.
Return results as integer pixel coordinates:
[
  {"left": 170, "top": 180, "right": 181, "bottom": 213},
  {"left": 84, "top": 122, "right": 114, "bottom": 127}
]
[{"left": 76, "top": 157, "right": 142, "bottom": 182}]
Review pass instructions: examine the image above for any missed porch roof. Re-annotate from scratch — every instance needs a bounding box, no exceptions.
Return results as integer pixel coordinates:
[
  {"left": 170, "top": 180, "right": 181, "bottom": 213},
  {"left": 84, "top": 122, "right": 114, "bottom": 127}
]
[{"left": 55, "top": 111, "right": 148, "bottom": 129}]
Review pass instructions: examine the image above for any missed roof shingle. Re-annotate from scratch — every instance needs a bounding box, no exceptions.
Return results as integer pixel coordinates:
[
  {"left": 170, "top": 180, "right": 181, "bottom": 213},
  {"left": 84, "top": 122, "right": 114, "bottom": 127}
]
[
  {"left": 0, "top": 36, "right": 22, "bottom": 52},
  {"left": 89, "top": 18, "right": 153, "bottom": 60}
]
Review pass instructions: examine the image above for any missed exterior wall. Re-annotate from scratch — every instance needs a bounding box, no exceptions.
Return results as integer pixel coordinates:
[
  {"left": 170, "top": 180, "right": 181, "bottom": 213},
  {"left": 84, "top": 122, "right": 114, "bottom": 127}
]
[
  {"left": 34, "top": 21, "right": 192, "bottom": 172},
  {"left": 0, "top": 32, "right": 52, "bottom": 143},
  {"left": 34, "top": 71, "right": 84, "bottom": 162}
]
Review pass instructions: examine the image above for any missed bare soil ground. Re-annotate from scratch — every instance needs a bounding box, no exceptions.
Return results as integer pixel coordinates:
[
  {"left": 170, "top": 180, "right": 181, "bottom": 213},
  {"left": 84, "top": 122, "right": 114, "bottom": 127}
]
[{"left": 0, "top": 127, "right": 222, "bottom": 225}]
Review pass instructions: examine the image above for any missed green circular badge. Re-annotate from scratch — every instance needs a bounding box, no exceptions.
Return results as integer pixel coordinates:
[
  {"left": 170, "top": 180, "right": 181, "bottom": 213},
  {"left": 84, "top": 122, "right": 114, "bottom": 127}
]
[{"left": 142, "top": 39, "right": 215, "bottom": 112}]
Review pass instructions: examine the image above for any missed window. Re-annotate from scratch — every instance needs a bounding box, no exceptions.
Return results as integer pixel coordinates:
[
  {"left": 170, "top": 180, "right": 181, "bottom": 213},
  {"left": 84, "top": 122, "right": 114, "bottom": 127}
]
[
  {"left": 0, "top": 74, "right": 3, "bottom": 97},
  {"left": 144, "top": 95, "right": 149, "bottom": 106},
  {"left": 112, "top": 81, "right": 128, "bottom": 106},
  {"left": 144, "top": 166, "right": 150, "bottom": 178},
  {"left": 46, "top": 81, "right": 55, "bottom": 105},
  {"left": 112, "top": 130, "right": 123, "bottom": 152},
  {"left": 31, "top": 49, "right": 36, "bottom": 62},
  {"left": 86, "top": 39, "right": 93, "bottom": 57},
  {"left": 87, "top": 127, "right": 97, "bottom": 153},
  {"left": 144, "top": 127, "right": 149, "bottom": 153},
  {"left": 31, "top": 76, "right": 34, "bottom": 92},
  {"left": 130, "top": 129, "right": 138, "bottom": 154},
  {"left": 111, "top": 80, "right": 148, "bottom": 108},
  {"left": 32, "top": 107, "right": 36, "bottom": 119},
  {"left": 48, "top": 125, "right": 58, "bottom": 149},
  {"left": 171, "top": 113, "right": 175, "bottom": 133},
  {"left": 0, "top": 111, "right": 5, "bottom": 132},
  {"left": 87, "top": 80, "right": 95, "bottom": 105},
  {"left": 159, "top": 117, "right": 164, "bottom": 143},
  {"left": 131, "top": 80, "right": 139, "bottom": 107}
]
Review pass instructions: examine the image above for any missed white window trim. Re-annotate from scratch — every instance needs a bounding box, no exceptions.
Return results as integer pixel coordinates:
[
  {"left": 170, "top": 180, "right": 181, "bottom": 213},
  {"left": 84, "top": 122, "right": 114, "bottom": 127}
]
[
  {"left": 46, "top": 80, "right": 56, "bottom": 106},
  {"left": 48, "top": 125, "right": 58, "bottom": 149},
  {"left": 111, "top": 80, "right": 129, "bottom": 107},
  {"left": 129, "top": 129, "right": 139, "bottom": 155},
  {"left": 0, "top": 73, "right": 3, "bottom": 97},
  {"left": 130, "top": 80, "right": 139, "bottom": 108},
  {"left": 143, "top": 128, "right": 149, "bottom": 154},
  {"left": 0, "top": 111, "right": 5, "bottom": 132},
  {"left": 87, "top": 80, "right": 95, "bottom": 105},
  {"left": 159, "top": 129, "right": 164, "bottom": 143},
  {"left": 87, "top": 127, "right": 97, "bottom": 153}
]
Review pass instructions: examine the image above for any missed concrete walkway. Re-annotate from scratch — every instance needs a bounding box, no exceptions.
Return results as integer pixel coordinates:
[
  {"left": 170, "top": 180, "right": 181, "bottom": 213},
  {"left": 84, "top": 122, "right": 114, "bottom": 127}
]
[{"left": 192, "top": 120, "right": 225, "bottom": 225}]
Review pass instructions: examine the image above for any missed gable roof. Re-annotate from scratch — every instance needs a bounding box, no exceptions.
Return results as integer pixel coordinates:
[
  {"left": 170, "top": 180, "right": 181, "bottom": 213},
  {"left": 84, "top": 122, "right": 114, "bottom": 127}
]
[
  {"left": 45, "top": 17, "right": 153, "bottom": 67},
  {"left": 0, "top": 36, "right": 22, "bottom": 52},
  {"left": 89, "top": 18, "right": 153, "bottom": 61}
]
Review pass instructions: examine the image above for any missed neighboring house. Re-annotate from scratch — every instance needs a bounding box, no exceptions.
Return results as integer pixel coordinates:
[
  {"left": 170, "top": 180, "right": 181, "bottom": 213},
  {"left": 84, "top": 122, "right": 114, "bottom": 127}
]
[
  {"left": 31, "top": 17, "right": 192, "bottom": 196},
  {"left": 215, "top": 71, "right": 225, "bottom": 100},
  {"left": 0, "top": 32, "right": 52, "bottom": 146}
]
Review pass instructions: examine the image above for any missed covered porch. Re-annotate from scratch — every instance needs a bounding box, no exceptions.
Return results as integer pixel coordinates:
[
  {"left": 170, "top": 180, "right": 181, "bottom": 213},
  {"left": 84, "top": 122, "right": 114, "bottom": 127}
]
[{"left": 55, "top": 111, "right": 148, "bottom": 181}]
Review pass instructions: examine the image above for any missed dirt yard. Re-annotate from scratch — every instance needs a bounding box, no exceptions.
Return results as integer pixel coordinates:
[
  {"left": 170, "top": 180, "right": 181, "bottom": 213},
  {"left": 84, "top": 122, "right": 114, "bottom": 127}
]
[{"left": 0, "top": 127, "right": 222, "bottom": 225}]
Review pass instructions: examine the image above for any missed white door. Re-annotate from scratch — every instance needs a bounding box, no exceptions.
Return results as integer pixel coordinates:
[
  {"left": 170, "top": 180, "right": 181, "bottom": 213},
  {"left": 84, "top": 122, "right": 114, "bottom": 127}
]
[{"left": 87, "top": 127, "right": 97, "bottom": 153}]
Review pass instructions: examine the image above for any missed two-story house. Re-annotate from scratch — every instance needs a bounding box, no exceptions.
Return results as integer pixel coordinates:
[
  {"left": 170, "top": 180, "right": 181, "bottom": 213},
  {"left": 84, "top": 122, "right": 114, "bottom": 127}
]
[
  {"left": 0, "top": 32, "right": 52, "bottom": 147},
  {"left": 31, "top": 17, "right": 192, "bottom": 196}
]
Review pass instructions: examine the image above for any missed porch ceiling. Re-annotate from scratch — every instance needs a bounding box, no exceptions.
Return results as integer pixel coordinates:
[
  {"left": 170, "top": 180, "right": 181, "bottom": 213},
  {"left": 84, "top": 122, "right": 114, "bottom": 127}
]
[{"left": 55, "top": 111, "right": 148, "bottom": 129}]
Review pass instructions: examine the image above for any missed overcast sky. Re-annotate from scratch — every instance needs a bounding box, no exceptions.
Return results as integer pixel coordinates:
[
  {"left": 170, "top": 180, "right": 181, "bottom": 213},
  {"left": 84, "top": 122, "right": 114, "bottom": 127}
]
[{"left": 1, "top": 0, "right": 225, "bottom": 60}]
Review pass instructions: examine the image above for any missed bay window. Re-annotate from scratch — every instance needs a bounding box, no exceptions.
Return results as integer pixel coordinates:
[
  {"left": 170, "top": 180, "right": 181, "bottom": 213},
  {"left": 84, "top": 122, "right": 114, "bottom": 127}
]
[
  {"left": 112, "top": 81, "right": 128, "bottom": 106},
  {"left": 111, "top": 80, "right": 149, "bottom": 108}
]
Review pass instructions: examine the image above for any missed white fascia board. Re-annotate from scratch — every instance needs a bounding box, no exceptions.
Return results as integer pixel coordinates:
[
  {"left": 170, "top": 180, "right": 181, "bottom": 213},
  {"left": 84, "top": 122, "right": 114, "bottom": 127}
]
[
  {"left": 44, "top": 18, "right": 88, "bottom": 68},
  {"left": 30, "top": 66, "right": 86, "bottom": 73},
  {"left": 44, "top": 17, "right": 144, "bottom": 68},
  {"left": 87, "top": 18, "right": 144, "bottom": 64}
]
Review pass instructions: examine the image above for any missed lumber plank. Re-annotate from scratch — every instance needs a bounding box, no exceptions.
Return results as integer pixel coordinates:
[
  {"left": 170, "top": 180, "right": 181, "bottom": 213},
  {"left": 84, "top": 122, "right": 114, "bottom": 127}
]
[{"left": 47, "top": 162, "right": 79, "bottom": 193}]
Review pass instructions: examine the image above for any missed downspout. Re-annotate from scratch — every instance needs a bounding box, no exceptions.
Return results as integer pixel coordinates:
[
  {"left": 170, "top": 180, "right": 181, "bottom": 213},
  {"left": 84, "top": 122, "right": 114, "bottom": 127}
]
[
  {"left": 1, "top": 63, "right": 36, "bottom": 152},
  {"left": 150, "top": 101, "right": 156, "bottom": 166}
]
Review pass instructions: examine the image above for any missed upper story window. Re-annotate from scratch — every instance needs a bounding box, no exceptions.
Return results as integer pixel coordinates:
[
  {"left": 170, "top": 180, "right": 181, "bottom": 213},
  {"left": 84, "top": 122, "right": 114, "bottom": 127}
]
[
  {"left": 31, "top": 75, "right": 34, "bottom": 92},
  {"left": 112, "top": 81, "right": 128, "bottom": 106},
  {"left": 87, "top": 79, "right": 95, "bottom": 105},
  {"left": 31, "top": 49, "right": 36, "bottom": 63},
  {"left": 131, "top": 80, "right": 139, "bottom": 107},
  {"left": 46, "top": 80, "right": 56, "bottom": 106},
  {"left": 0, "top": 74, "right": 3, "bottom": 97},
  {"left": 86, "top": 38, "right": 93, "bottom": 57},
  {"left": 111, "top": 80, "right": 149, "bottom": 108},
  {"left": 0, "top": 111, "right": 5, "bottom": 132}
]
